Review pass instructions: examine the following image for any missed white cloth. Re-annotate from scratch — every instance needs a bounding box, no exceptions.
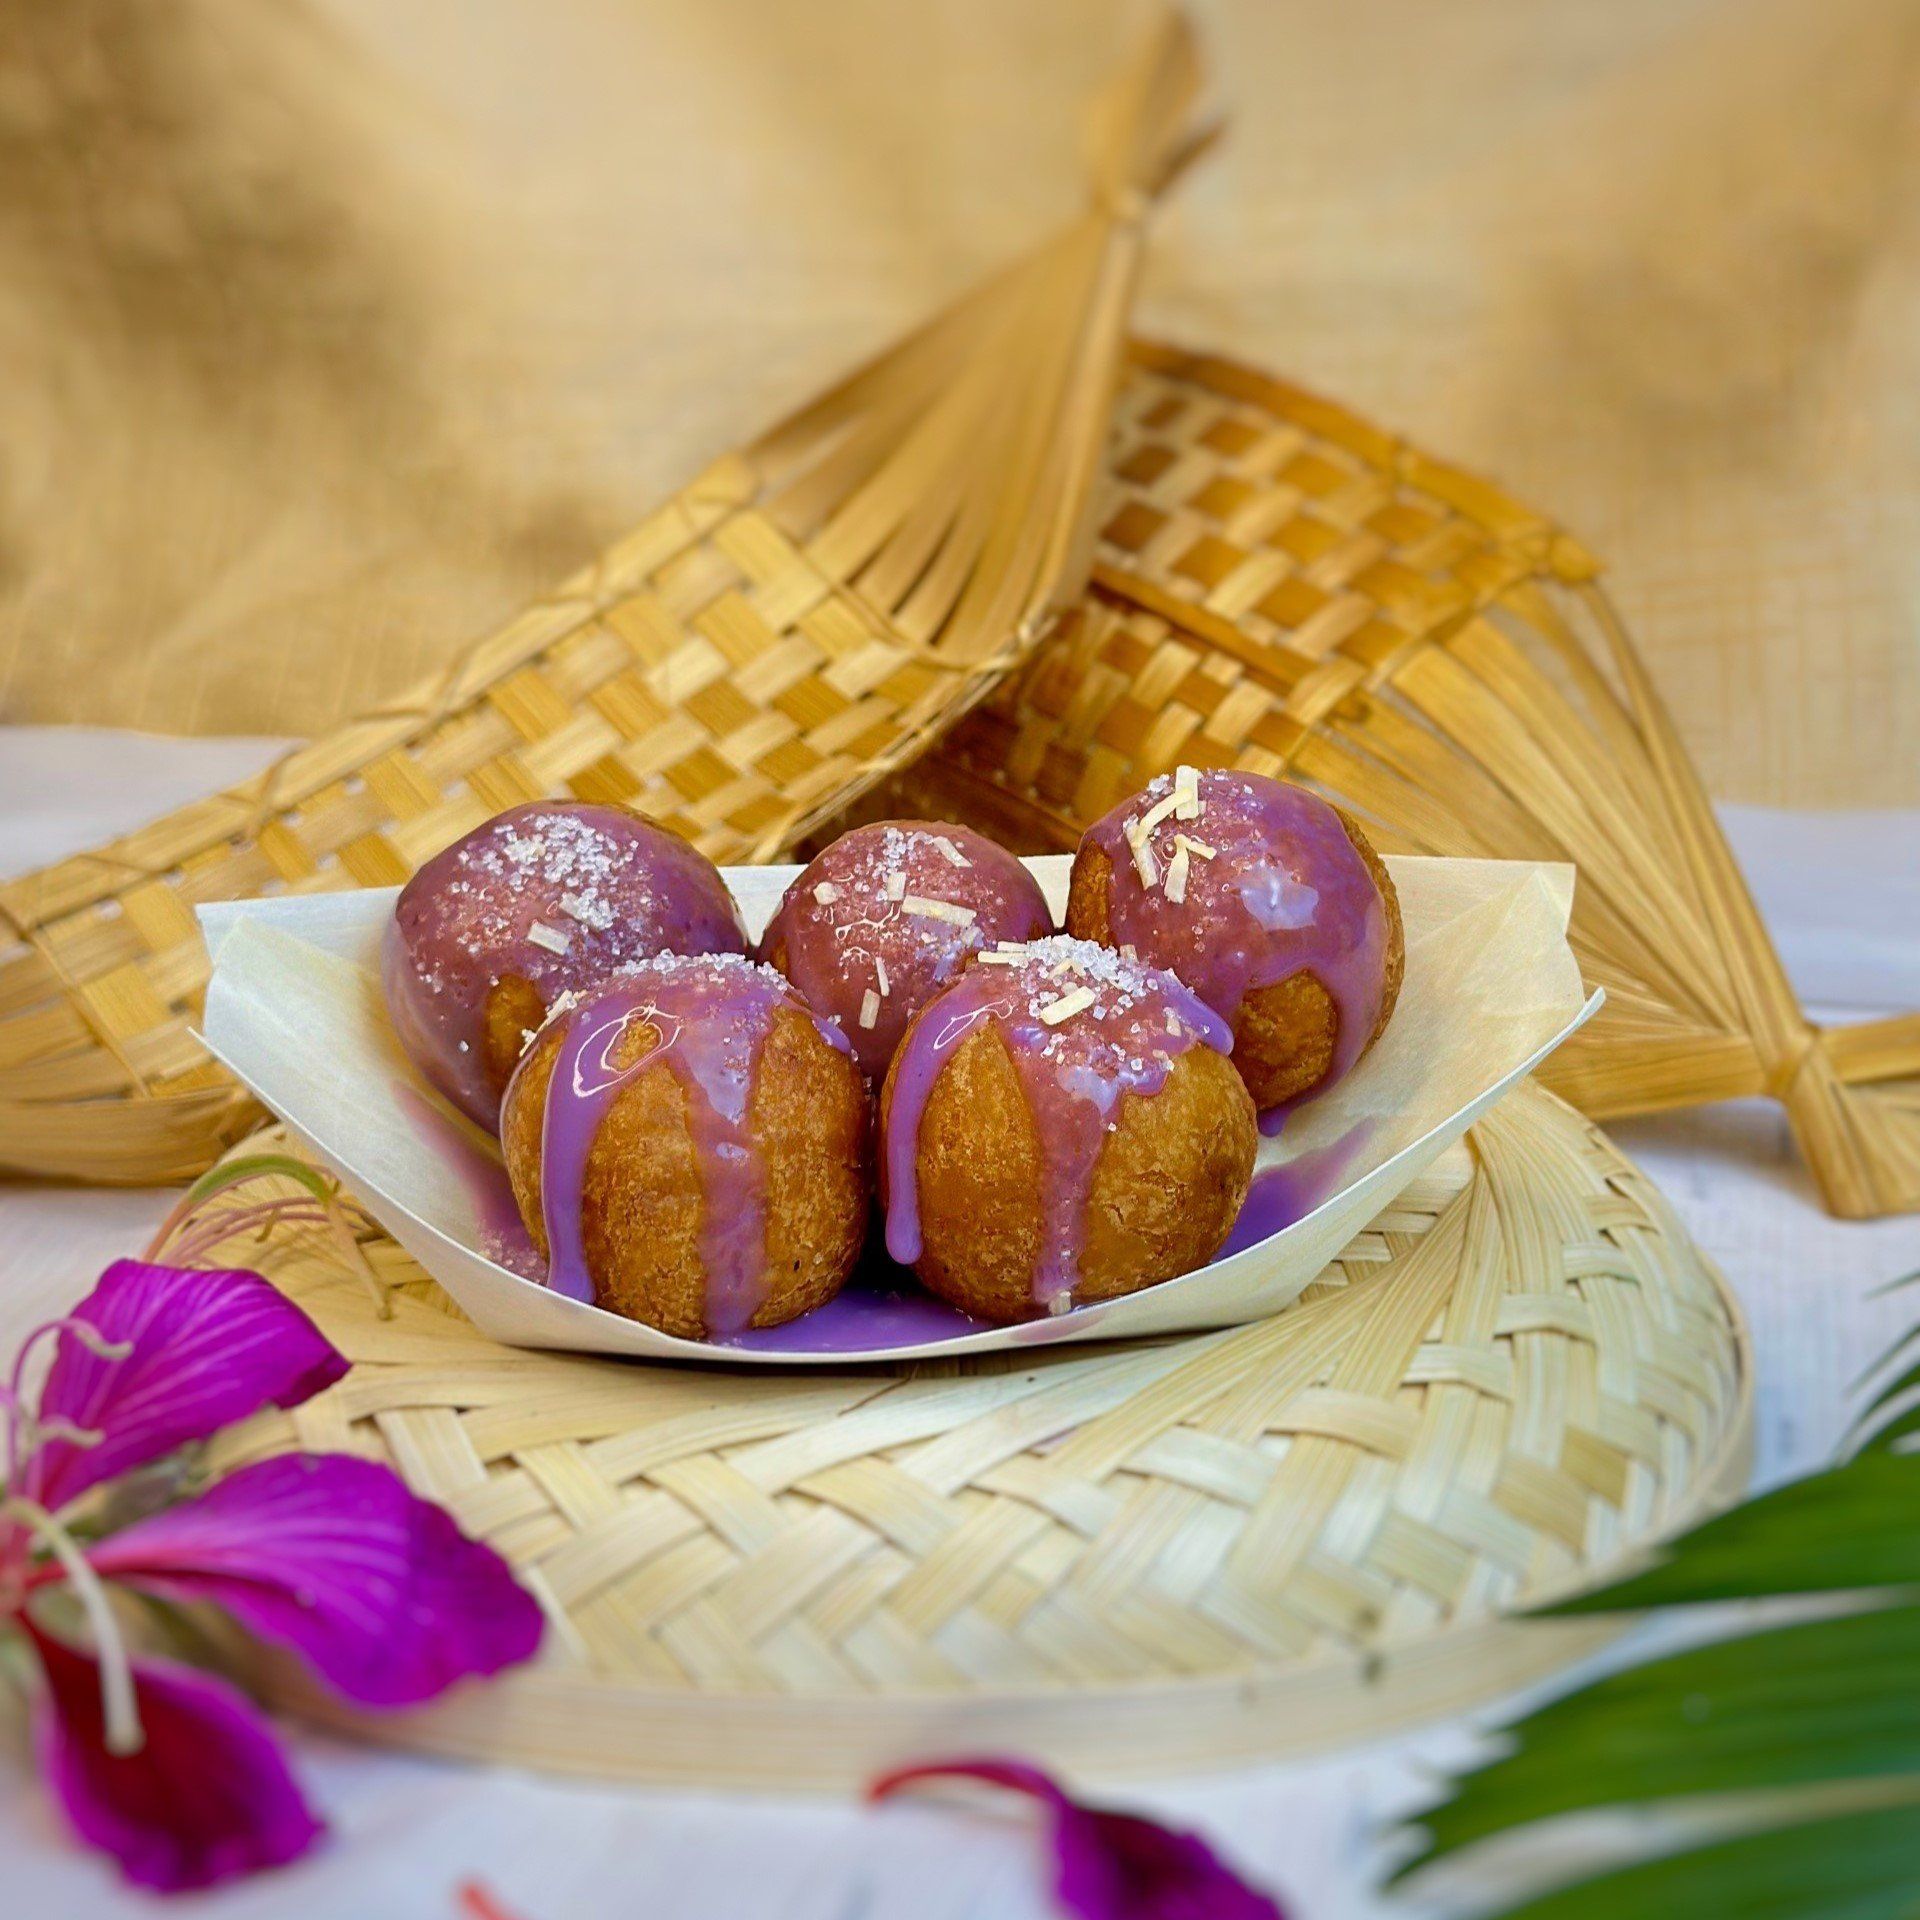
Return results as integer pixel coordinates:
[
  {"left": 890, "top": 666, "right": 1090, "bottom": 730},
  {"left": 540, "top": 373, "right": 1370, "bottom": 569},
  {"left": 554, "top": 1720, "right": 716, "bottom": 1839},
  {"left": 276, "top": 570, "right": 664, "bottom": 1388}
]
[{"left": 2, "top": 727, "right": 1917, "bottom": 1919}]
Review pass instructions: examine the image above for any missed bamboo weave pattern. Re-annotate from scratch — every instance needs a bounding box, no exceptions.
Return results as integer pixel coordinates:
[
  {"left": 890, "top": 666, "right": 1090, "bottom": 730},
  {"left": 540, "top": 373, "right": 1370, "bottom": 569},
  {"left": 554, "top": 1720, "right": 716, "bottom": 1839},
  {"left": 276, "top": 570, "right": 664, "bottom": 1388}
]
[
  {"left": 868, "top": 344, "right": 1920, "bottom": 1218},
  {"left": 0, "top": 16, "right": 1210, "bottom": 1185},
  {"left": 188, "top": 1083, "right": 1749, "bottom": 1783},
  {"left": 4, "top": 339, "right": 1915, "bottom": 1211}
]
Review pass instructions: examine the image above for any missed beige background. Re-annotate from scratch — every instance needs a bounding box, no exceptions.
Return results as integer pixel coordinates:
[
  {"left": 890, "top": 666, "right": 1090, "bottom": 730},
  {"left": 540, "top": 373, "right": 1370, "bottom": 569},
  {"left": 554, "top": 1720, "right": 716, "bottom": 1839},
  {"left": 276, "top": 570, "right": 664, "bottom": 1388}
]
[{"left": 2, "top": 0, "right": 1916, "bottom": 804}]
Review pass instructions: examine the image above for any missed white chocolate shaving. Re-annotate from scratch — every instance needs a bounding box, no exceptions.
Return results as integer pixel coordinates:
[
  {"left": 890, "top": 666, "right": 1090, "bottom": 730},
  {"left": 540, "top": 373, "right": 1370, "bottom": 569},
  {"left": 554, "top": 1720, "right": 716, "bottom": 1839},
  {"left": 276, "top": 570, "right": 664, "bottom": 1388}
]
[
  {"left": 1046, "top": 1291, "right": 1074, "bottom": 1317},
  {"left": 527, "top": 921, "right": 571, "bottom": 955},
  {"left": 1129, "top": 837, "right": 1159, "bottom": 888},
  {"left": 1131, "top": 789, "right": 1185, "bottom": 844},
  {"left": 1037, "top": 987, "right": 1096, "bottom": 1026},
  {"left": 902, "top": 896, "right": 976, "bottom": 925},
  {"left": 813, "top": 881, "right": 840, "bottom": 906},
  {"left": 884, "top": 871, "right": 907, "bottom": 902},
  {"left": 1163, "top": 842, "right": 1191, "bottom": 905},
  {"left": 931, "top": 834, "right": 971, "bottom": 868},
  {"left": 975, "top": 949, "right": 1023, "bottom": 966},
  {"left": 1179, "top": 834, "right": 1217, "bottom": 860},
  {"left": 1174, "top": 764, "right": 1202, "bottom": 820},
  {"left": 858, "top": 989, "right": 881, "bottom": 1029},
  {"left": 874, "top": 953, "right": 891, "bottom": 995}
]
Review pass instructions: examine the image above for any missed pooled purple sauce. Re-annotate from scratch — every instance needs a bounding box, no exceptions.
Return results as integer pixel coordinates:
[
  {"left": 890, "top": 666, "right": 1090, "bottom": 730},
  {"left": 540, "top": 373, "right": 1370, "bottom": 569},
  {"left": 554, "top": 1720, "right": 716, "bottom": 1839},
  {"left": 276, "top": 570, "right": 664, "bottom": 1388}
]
[
  {"left": 882, "top": 936, "right": 1232, "bottom": 1310},
  {"left": 1216, "top": 1122, "right": 1375, "bottom": 1260},
  {"left": 721, "top": 1240, "right": 989, "bottom": 1352},
  {"left": 759, "top": 820, "right": 1053, "bottom": 1082},
  {"left": 384, "top": 801, "right": 747, "bottom": 1126},
  {"left": 1081, "top": 770, "right": 1390, "bottom": 1119},
  {"left": 510, "top": 953, "right": 851, "bottom": 1332}
]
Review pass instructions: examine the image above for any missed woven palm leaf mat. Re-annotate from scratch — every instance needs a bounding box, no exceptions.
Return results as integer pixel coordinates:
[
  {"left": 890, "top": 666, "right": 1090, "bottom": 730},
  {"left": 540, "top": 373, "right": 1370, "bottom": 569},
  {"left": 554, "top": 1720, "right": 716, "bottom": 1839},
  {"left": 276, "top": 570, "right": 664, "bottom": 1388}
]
[
  {"left": 188, "top": 1080, "right": 1749, "bottom": 1787},
  {"left": 859, "top": 343, "right": 1920, "bottom": 1220}
]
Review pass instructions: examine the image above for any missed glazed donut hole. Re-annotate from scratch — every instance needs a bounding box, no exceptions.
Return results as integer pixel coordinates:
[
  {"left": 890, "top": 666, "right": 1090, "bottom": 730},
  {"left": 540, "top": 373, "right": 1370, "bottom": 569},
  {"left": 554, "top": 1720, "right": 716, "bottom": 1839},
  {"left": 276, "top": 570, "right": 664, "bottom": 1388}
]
[
  {"left": 759, "top": 820, "right": 1053, "bottom": 1082},
  {"left": 384, "top": 801, "right": 746, "bottom": 1126},
  {"left": 500, "top": 953, "right": 869, "bottom": 1339},
  {"left": 878, "top": 935, "right": 1256, "bottom": 1323},
  {"left": 1065, "top": 769, "right": 1403, "bottom": 1115}
]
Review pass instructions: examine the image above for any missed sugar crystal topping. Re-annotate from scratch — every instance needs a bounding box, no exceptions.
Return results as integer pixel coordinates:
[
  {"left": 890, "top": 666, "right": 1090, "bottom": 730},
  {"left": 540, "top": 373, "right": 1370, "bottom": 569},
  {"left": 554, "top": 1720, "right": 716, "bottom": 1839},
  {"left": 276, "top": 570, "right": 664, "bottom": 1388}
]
[
  {"left": 425, "top": 809, "right": 665, "bottom": 964},
  {"left": 544, "top": 949, "right": 793, "bottom": 1027},
  {"left": 790, "top": 822, "right": 1005, "bottom": 955},
  {"left": 974, "top": 934, "right": 1208, "bottom": 1050}
]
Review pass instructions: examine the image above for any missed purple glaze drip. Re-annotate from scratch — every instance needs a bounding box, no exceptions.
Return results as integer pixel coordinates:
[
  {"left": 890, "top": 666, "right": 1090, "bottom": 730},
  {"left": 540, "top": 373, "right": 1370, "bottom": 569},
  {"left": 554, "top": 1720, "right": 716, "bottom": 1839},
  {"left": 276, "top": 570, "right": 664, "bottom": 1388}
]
[
  {"left": 1082, "top": 771, "right": 1390, "bottom": 1116},
  {"left": 512, "top": 953, "right": 851, "bottom": 1331},
  {"left": 384, "top": 801, "right": 747, "bottom": 1126},
  {"left": 1216, "top": 1122, "right": 1375, "bottom": 1260},
  {"left": 759, "top": 820, "right": 1053, "bottom": 1082},
  {"left": 882, "top": 936, "right": 1232, "bottom": 1308}
]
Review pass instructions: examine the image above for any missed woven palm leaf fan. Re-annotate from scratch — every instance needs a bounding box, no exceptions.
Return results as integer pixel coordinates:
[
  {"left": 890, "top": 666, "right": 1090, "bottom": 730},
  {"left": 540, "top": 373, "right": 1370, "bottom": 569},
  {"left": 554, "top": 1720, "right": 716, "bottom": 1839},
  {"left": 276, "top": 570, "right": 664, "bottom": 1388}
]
[
  {"left": 0, "top": 12, "right": 1214, "bottom": 1186},
  {"left": 857, "top": 343, "right": 1920, "bottom": 1220}
]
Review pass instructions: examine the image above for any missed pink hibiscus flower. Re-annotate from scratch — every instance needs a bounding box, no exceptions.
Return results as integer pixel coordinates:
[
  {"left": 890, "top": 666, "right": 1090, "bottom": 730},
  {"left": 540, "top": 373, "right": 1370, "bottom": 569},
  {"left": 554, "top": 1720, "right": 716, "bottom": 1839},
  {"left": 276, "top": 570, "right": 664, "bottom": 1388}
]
[{"left": 0, "top": 1258, "right": 545, "bottom": 1893}]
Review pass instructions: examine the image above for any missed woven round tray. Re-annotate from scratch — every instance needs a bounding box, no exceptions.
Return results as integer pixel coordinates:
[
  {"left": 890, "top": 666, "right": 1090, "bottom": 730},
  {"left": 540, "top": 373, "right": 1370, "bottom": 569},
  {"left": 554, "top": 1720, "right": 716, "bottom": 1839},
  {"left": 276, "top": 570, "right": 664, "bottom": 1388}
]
[{"left": 192, "top": 1080, "right": 1749, "bottom": 1787}]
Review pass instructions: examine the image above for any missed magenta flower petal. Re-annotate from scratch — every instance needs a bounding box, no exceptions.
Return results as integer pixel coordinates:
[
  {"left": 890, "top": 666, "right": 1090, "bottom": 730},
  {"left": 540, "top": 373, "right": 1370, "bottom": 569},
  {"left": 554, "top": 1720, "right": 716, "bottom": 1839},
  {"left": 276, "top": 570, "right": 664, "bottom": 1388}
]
[
  {"left": 871, "top": 1760, "right": 1285, "bottom": 1920},
  {"left": 25, "top": 1260, "right": 347, "bottom": 1513},
  {"left": 25, "top": 1619, "right": 325, "bottom": 1894},
  {"left": 88, "top": 1452, "right": 545, "bottom": 1707}
]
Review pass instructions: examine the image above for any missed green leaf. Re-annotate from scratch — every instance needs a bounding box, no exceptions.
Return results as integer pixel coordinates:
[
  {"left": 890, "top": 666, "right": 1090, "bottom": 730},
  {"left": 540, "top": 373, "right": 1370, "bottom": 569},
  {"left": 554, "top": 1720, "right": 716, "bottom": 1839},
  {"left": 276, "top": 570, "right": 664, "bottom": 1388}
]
[
  {"left": 1543, "top": 1452, "right": 1920, "bottom": 1612},
  {"left": 1478, "top": 1804, "right": 1920, "bottom": 1920},
  {"left": 1402, "top": 1604, "right": 1920, "bottom": 1874},
  {"left": 1396, "top": 1330, "right": 1920, "bottom": 1918}
]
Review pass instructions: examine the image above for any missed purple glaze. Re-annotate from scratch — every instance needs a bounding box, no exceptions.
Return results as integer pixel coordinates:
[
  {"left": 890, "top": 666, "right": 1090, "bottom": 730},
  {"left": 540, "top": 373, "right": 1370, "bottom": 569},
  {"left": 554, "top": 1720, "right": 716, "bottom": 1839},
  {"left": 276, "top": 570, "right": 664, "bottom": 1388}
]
[
  {"left": 721, "top": 1239, "right": 989, "bottom": 1351},
  {"left": 510, "top": 953, "right": 852, "bottom": 1330},
  {"left": 759, "top": 821, "right": 1053, "bottom": 1082},
  {"left": 1081, "top": 771, "right": 1390, "bottom": 1117},
  {"left": 384, "top": 801, "right": 747, "bottom": 1126},
  {"left": 882, "top": 936, "right": 1232, "bottom": 1309},
  {"left": 392, "top": 1082, "right": 543, "bottom": 1279},
  {"left": 1215, "top": 1122, "right": 1375, "bottom": 1260}
]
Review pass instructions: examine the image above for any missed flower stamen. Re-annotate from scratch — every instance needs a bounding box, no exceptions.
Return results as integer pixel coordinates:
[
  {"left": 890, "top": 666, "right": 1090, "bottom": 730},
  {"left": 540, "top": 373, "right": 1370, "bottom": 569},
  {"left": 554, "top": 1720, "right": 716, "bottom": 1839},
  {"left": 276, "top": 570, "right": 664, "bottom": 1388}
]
[
  {"left": 7, "top": 1317, "right": 133, "bottom": 1405},
  {"left": 1, "top": 1496, "right": 144, "bottom": 1755}
]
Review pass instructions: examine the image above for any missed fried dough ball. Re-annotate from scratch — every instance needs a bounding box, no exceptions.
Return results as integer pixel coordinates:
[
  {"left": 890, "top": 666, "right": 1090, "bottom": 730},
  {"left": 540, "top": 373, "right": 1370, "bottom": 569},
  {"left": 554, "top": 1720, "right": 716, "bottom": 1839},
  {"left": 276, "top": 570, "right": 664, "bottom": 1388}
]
[
  {"left": 384, "top": 800, "right": 747, "bottom": 1125},
  {"left": 878, "top": 937, "right": 1255, "bottom": 1323},
  {"left": 500, "top": 954, "right": 869, "bottom": 1339},
  {"left": 1067, "top": 769, "right": 1403, "bottom": 1114},
  {"left": 758, "top": 820, "right": 1053, "bottom": 1081}
]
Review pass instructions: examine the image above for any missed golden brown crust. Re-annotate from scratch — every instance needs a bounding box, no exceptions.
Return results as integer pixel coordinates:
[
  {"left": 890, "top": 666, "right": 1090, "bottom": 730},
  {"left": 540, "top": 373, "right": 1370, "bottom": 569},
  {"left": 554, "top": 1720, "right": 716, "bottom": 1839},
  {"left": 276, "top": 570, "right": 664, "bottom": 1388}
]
[
  {"left": 751, "top": 1006, "right": 872, "bottom": 1328},
  {"left": 1063, "top": 846, "right": 1113, "bottom": 947},
  {"left": 501, "top": 1003, "right": 869, "bottom": 1339},
  {"left": 1342, "top": 807, "right": 1404, "bottom": 1040},
  {"left": 1079, "top": 1045, "right": 1256, "bottom": 1302},
  {"left": 481, "top": 973, "right": 548, "bottom": 1100},
  {"left": 879, "top": 1009, "right": 1255, "bottom": 1323},
  {"left": 1231, "top": 973, "right": 1339, "bottom": 1108},
  {"left": 1064, "top": 800, "right": 1406, "bottom": 1111},
  {"left": 883, "top": 1023, "right": 1043, "bottom": 1324}
]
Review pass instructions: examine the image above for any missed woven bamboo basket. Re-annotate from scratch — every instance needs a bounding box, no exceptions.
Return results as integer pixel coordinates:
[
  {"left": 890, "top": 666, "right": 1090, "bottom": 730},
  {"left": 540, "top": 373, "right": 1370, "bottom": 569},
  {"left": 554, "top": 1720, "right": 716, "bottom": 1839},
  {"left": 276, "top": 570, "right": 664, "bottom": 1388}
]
[
  {"left": 185, "top": 1080, "right": 1749, "bottom": 1785},
  {"left": 0, "top": 12, "right": 1213, "bottom": 1186},
  {"left": 863, "top": 344, "right": 1920, "bottom": 1219}
]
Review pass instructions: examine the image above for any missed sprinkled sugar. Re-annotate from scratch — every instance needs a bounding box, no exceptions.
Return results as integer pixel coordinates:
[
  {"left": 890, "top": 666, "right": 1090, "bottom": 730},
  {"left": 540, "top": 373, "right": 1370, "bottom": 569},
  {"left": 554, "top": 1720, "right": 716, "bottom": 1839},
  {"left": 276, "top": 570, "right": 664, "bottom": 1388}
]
[{"left": 457, "top": 810, "right": 661, "bottom": 950}]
